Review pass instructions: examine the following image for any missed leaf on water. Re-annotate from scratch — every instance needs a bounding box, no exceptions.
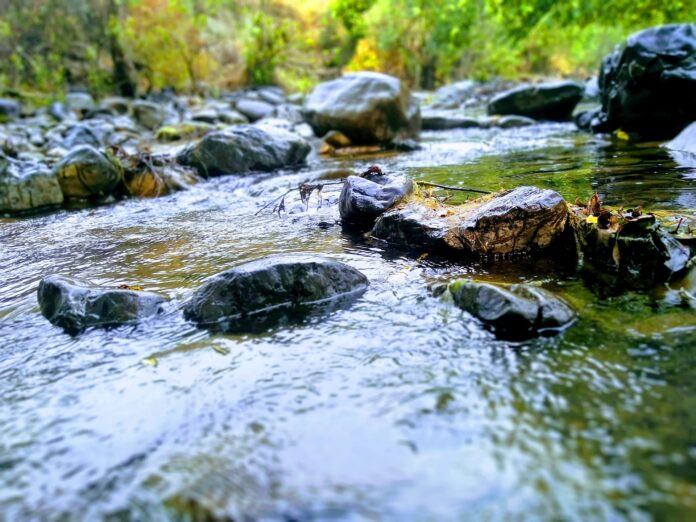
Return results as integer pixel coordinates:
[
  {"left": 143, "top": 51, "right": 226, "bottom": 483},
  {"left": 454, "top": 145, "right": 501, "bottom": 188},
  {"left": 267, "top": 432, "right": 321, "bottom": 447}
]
[
  {"left": 142, "top": 357, "right": 158, "bottom": 367},
  {"left": 615, "top": 129, "right": 630, "bottom": 141},
  {"left": 212, "top": 345, "right": 230, "bottom": 355},
  {"left": 417, "top": 253, "right": 429, "bottom": 262},
  {"left": 118, "top": 284, "right": 145, "bottom": 291}
]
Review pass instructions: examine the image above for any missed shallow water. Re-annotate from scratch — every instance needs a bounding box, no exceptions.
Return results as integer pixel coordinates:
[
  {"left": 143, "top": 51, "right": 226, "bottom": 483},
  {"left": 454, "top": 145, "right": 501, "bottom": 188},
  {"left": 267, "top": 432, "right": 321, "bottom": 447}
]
[{"left": 1, "top": 123, "right": 695, "bottom": 520}]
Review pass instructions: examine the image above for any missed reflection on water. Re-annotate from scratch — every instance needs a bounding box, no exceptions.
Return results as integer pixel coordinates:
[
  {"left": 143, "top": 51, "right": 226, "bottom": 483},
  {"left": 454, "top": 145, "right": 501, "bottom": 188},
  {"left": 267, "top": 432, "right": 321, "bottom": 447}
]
[{"left": 1, "top": 124, "right": 695, "bottom": 520}]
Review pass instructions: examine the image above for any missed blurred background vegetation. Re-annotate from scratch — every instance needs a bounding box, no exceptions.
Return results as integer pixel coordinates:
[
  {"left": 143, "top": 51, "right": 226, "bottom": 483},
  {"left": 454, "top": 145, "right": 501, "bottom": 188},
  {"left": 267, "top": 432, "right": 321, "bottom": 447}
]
[{"left": 0, "top": 0, "right": 693, "bottom": 97}]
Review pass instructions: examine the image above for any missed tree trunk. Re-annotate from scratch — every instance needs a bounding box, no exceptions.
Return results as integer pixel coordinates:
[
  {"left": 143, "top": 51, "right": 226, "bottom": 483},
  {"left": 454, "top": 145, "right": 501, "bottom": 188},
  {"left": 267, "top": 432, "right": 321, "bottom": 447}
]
[{"left": 107, "top": 0, "right": 137, "bottom": 97}]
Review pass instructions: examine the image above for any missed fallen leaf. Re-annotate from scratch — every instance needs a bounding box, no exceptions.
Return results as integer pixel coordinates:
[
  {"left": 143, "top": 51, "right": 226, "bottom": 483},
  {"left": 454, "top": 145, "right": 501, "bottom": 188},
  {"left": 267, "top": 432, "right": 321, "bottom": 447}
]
[
  {"left": 142, "top": 357, "right": 158, "bottom": 367},
  {"left": 118, "top": 284, "right": 145, "bottom": 291}
]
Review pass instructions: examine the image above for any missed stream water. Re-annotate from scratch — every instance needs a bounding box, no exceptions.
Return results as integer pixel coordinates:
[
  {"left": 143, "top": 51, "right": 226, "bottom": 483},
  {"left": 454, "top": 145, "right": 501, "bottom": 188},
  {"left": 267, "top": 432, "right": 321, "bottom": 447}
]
[{"left": 1, "top": 123, "right": 695, "bottom": 520}]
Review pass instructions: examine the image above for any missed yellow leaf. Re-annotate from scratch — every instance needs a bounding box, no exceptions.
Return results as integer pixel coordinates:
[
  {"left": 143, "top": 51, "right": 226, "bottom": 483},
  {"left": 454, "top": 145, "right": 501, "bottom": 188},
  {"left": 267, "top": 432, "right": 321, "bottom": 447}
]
[
  {"left": 142, "top": 357, "right": 158, "bottom": 367},
  {"left": 615, "top": 129, "right": 629, "bottom": 141},
  {"left": 586, "top": 216, "right": 598, "bottom": 224}
]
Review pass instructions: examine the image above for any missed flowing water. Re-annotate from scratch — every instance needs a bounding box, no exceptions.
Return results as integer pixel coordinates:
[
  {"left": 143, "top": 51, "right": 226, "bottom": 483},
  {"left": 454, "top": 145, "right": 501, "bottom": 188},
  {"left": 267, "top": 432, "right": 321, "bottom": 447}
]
[{"left": 1, "top": 123, "right": 695, "bottom": 520}]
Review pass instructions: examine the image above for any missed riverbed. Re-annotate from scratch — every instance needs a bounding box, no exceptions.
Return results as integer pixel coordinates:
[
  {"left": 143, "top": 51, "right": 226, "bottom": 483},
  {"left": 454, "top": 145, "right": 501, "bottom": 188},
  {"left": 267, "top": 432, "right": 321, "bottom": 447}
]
[{"left": 1, "top": 123, "right": 695, "bottom": 520}]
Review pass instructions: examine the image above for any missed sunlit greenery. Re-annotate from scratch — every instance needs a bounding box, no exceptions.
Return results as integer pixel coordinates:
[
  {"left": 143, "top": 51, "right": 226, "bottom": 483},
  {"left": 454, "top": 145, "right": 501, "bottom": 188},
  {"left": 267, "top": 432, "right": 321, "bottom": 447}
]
[{"left": 0, "top": 0, "right": 693, "bottom": 95}]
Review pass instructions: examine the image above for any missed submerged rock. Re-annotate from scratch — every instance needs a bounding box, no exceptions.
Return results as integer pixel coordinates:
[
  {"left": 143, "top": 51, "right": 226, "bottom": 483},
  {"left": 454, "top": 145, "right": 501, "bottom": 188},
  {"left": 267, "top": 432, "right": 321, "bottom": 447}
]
[
  {"left": 0, "top": 156, "right": 64, "bottom": 213},
  {"left": 302, "top": 71, "right": 420, "bottom": 144},
  {"left": 38, "top": 275, "right": 166, "bottom": 334},
  {"left": 570, "top": 209, "right": 691, "bottom": 290},
  {"left": 372, "top": 186, "right": 568, "bottom": 257},
  {"left": 184, "top": 255, "right": 369, "bottom": 332},
  {"left": 590, "top": 24, "right": 696, "bottom": 138},
  {"left": 53, "top": 145, "right": 123, "bottom": 199},
  {"left": 487, "top": 81, "right": 584, "bottom": 121},
  {"left": 448, "top": 280, "right": 575, "bottom": 340},
  {"left": 177, "top": 125, "right": 310, "bottom": 177},
  {"left": 339, "top": 174, "right": 414, "bottom": 228}
]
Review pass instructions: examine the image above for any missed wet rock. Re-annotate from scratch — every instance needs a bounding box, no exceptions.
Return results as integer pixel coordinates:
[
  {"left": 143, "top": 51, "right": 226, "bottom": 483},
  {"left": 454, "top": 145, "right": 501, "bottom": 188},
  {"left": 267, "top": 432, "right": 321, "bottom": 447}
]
[
  {"left": 257, "top": 87, "right": 286, "bottom": 106},
  {"left": 323, "top": 130, "right": 352, "bottom": 148},
  {"left": 570, "top": 209, "right": 691, "bottom": 289},
  {"left": 270, "top": 103, "right": 304, "bottom": 124},
  {"left": 132, "top": 100, "right": 170, "bottom": 130},
  {"left": 38, "top": 275, "right": 166, "bottom": 334},
  {"left": 48, "top": 102, "right": 71, "bottom": 122},
  {"left": 177, "top": 125, "right": 310, "bottom": 177},
  {"left": 590, "top": 24, "right": 696, "bottom": 138},
  {"left": 183, "top": 255, "right": 368, "bottom": 331},
  {"left": 665, "top": 121, "right": 696, "bottom": 155},
  {"left": 190, "top": 108, "right": 219, "bottom": 124},
  {"left": 66, "top": 92, "right": 96, "bottom": 116},
  {"left": 61, "top": 124, "right": 101, "bottom": 149},
  {"left": 448, "top": 280, "right": 575, "bottom": 340},
  {"left": 53, "top": 145, "right": 123, "bottom": 199},
  {"left": 0, "top": 99, "right": 21, "bottom": 121},
  {"left": 373, "top": 186, "right": 568, "bottom": 257},
  {"left": 235, "top": 98, "right": 275, "bottom": 122},
  {"left": 302, "top": 71, "right": 420, "bottom": 144},
  {"left": 0, "top": 156, "right": 63, "bottom": 213},
  {"left": 123, "top": 169, "right": 167, "bottom": 198},
  {"left": 421, "top": 110, "right": 480, "bottom": 130},
  {"left": 430, "top": 80, "right": 477, "bottom": 109},
  {"left": 217, "top": 109, "right": 248, "bottom": 125},
  {"left": 340, "top": 174, "right": 414, "bottom": 228},
  {"left": 487, "top": 81, "right": 584, "bottom": 121},
  {"left": 98, "top": 96, "right": 130, "bottom": 115}
]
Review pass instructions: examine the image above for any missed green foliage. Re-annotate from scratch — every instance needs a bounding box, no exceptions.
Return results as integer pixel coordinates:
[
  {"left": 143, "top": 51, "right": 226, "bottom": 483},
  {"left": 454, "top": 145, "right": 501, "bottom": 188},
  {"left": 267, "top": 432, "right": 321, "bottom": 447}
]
[
  {"left": 0, "top": 0, "right": 694, "bottom": 95},
  {"left": 243, "top": 11, "right": 288, "bottom": 86}
]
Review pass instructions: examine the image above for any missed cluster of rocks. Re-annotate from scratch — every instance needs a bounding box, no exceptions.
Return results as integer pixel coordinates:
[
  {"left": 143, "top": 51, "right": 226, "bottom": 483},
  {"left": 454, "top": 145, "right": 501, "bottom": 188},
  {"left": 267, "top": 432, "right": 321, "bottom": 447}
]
[
  {"left": 39, "top": 255, "right": 369, "bottom": 335},
  {"left": 2, "top": 72, "right": 427, "bottom": 214}
]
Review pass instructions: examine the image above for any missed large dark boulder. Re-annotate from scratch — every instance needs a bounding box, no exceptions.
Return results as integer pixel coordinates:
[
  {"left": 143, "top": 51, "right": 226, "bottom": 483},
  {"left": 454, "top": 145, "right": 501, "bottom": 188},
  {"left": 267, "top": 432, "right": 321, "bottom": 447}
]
[
  {"left": 448, "top": 281, "right": 575, "bottom": 340},
  {"left": 339, "top": 174, "right": 414, "bottom": 228},
  {"left": 0, "top": 156, "right": 63, "bottom": 213},
  {"left": 589, "top": 24, "right": 696, "bottom": 138},
  {"left": 177, "top": 125, "right": 310, "bottom": 177},
  {"left": 183, "top": 255, "right": 368, "bottom": 332},
  {"left": 372, "top": 186, "right": 569, "bottom": 257},
  {"left": 487, "top": 81, "right": 584, "bottom": 121},
  {"left": 53, "top": 145, "right": 123, "bottom": 199},
  {"left": 302, "top": 72, "right": 420, "bottom": 144},
  {"left": 38, "top": 275, "right": 166, "bottom": 334}
]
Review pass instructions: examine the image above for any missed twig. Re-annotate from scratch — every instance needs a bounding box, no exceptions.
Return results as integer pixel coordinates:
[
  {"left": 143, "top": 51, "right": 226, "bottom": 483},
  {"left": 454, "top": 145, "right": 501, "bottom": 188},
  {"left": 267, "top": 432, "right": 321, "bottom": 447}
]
[
  {"left": 416, "top": 181, "right": 491, "bottom": 194},
  {"left": 254, "top": 188, "right": 294, "bottom": 216}
]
